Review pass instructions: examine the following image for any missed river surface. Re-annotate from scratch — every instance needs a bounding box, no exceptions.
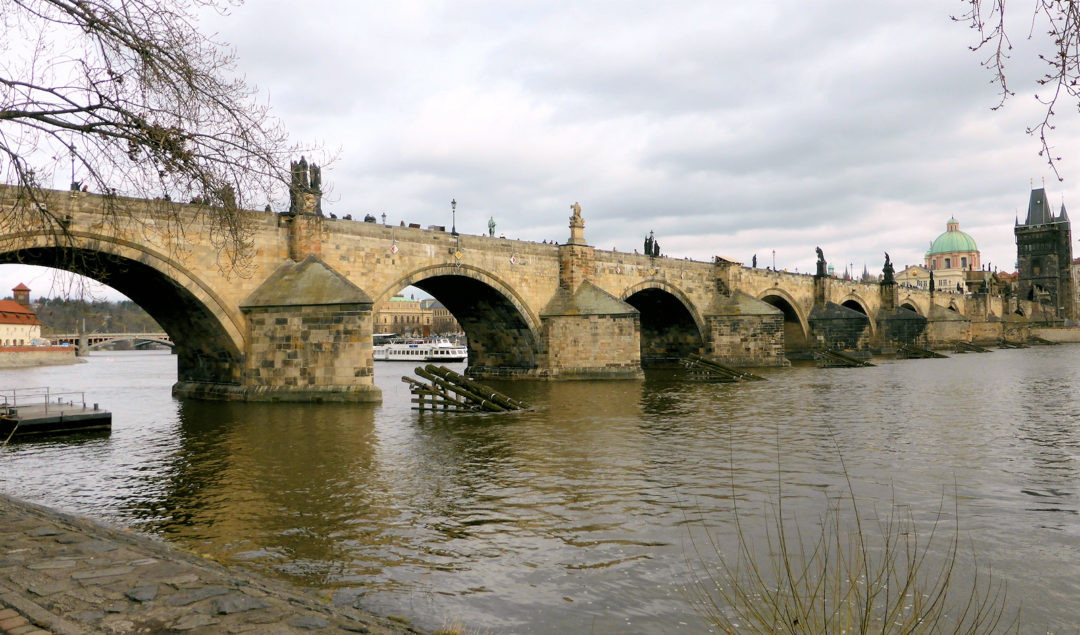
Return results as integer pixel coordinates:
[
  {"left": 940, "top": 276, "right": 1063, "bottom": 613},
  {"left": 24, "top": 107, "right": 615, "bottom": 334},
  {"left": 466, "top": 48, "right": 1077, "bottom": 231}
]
[{"left": 1, "top": 348, "right": 1079, "bottom": 632}]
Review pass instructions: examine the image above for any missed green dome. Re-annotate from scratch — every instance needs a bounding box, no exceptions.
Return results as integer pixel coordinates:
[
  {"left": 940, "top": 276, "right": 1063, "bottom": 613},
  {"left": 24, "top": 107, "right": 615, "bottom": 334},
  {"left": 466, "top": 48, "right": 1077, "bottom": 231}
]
[{"left": 926, "top": 217, "right": 978, "bottom": 255}]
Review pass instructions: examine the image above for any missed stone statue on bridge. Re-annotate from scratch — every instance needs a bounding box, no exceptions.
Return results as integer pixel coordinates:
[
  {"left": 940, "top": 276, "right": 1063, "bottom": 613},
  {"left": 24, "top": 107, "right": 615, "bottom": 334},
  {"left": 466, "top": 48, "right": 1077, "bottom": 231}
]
[
  {"left": 488, "top": 216, "right": 496, "bottom": 237},
  {"left": 568, "top": 202, "right": 585, "bottom": 245},
  {"left": 882, "top": 252, "right": 895, "bottom": 285},
  {"left": 815, "top": 247, "right": 826, "bottom": 277}
]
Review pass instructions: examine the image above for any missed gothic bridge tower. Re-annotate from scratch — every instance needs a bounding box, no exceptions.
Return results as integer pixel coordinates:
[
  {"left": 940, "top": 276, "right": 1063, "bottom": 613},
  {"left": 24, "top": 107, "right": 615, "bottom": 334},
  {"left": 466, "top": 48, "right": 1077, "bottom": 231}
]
[{"left": 1015, "top": 187, "right": 1074, "bottom": 321}]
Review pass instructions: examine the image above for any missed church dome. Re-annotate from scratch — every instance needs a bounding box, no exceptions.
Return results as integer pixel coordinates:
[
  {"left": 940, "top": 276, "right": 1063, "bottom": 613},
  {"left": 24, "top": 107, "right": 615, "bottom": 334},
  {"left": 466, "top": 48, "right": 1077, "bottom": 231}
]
[{"left": 926, "top": 217, "right": 978, "bottom": 255}]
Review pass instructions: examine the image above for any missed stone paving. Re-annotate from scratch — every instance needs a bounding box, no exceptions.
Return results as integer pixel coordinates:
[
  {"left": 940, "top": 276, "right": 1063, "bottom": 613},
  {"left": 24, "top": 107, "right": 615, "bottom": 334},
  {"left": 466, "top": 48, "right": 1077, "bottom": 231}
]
[{"left": 0, "top": 493, "right": 423, "bottom": 634}]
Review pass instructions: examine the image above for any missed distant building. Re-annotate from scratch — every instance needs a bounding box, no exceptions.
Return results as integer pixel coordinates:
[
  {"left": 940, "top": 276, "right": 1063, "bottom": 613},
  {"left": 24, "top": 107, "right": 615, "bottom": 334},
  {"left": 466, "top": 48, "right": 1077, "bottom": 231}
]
[
  {"left": 924, "top": 217, "right": 981, "bottom": 293},
  {"left": 374, "top": 295, "right": 461, "bottom": 336},
  {"left": 1015, "top": 187, "right": 1074, "bottom": 320},
  {"left": 0, "top": 284, "right": 41, "bottom": 346},
  {"left": 895, "top": 264, "right": 931, "bottom": 290}
]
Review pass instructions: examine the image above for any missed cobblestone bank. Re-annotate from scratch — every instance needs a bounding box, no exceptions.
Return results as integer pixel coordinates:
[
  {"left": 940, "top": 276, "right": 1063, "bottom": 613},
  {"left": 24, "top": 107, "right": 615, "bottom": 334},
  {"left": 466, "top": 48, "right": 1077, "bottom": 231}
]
[{"left": 0, "top": 493, "right": 423, "bottom": 634}]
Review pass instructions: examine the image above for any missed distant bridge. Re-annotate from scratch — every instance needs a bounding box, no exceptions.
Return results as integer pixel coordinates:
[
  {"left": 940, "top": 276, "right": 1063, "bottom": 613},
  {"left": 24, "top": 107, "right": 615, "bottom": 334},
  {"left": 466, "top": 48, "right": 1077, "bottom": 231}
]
[
  {"left": 49, "top": 332, "right": 173, "bottom": 350},
  {"left": 0, "top": 185, "right": 1045, "bottom": 403}
]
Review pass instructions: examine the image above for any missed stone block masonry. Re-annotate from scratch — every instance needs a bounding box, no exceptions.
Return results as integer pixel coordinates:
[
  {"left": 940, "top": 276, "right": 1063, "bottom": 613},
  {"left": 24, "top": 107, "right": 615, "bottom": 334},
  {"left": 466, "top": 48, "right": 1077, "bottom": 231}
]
[
  {"left": 0, "top": 348, "right": 77, "bottom": 369},
  {"left": 707, "top": 314, "right": 787, "bottom": 367},
  {"left": 0, "top": 492, "right": 419, "bottom": 634},
  {"left": 541, "top": 314, "right": 644, "bottom": 378},
  {"left": 241, "top": 303, "right": 378, "bottom": 401}
]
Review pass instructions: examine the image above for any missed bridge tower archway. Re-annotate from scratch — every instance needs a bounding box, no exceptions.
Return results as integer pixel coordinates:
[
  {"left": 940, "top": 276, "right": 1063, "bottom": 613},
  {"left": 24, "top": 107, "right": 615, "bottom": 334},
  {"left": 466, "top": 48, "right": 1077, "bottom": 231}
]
[
  {"left": 759, "top": 290, "right": 809, "bottom": 352},
  {"left": 379, "top": 265, "right": 543, "bottom": 373},
  {"left": 621, "top": 281, "right": 705, "bottom": 367},
  {"left": 0, "top": 240, "right": 245, "bottom": 386}
]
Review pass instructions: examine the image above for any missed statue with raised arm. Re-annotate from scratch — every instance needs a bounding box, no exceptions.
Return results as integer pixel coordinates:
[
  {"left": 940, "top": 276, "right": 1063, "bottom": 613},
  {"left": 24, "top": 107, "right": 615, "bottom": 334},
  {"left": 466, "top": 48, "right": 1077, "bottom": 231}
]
[{"left": 882, "top": 251, "right": 895, "bottom": 284}]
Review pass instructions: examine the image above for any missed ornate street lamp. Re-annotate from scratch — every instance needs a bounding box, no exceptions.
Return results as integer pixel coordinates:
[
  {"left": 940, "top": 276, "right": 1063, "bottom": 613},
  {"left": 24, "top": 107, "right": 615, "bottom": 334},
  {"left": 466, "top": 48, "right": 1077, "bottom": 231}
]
[{"left": 451, "top": 199, "right": 457, "bottom": 236}]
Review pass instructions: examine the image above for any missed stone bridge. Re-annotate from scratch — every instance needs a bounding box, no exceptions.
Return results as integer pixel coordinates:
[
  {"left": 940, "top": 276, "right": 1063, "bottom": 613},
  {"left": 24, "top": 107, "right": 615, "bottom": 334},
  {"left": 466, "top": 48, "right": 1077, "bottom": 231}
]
[
  {"left": 0, "top": 186, "right": 1043, "bottom": 402},
  {"left": 50, "top": 332, "right": 173, "bottom": 351}
]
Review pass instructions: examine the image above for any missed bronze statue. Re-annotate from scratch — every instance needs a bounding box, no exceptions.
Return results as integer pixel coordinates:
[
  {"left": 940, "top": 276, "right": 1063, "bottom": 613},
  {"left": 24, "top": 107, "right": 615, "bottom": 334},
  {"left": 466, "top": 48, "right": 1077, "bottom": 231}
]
[{"left": 882, "top": 251, "right": 895, "bottom": 285}]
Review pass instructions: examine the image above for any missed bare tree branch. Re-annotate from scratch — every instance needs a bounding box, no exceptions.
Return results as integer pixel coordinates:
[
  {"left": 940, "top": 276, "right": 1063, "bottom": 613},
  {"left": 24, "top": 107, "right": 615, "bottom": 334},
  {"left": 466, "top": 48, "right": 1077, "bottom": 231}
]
[
  {"left": 0, "top": 0, "right": 314, "bottom": 275},
  {"left": 956, "top": 0, "right": 1080, "bottom": 179}
]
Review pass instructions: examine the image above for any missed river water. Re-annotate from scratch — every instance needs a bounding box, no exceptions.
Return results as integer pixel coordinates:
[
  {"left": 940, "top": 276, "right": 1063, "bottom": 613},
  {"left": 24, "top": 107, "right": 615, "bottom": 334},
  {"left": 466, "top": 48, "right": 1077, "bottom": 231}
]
[{"left": 1, "top": 348, "right": 1079, "bottom": 632}]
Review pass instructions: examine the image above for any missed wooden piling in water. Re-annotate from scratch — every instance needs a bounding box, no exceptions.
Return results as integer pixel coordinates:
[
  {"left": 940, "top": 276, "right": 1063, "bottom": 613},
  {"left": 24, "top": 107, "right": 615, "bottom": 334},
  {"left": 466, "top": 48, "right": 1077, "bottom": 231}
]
[
  {"left": 814, "top": 349, "right": 874, "bottom": 368},
  {"left": 896, "top": 344, "right": 948, "bottom": 359},
  {"left": 404, "top": 365, "right": 529, "bottom": 412},
  {"left": 683, "top": 355, "right": 766, "bottom": 381}
]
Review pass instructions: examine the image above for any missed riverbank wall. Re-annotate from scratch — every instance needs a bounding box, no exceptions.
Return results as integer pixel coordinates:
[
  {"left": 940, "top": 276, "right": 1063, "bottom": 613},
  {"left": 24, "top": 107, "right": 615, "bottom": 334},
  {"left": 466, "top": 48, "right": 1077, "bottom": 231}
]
[
  {"left": 1031, "top": 326, "right": 1080, "bottom": 343},
  {"left": 0, "top": 347, "right": 78, "bottom": 369},
  {"left": 0, "top": 492, "right": 423, "bottom": 634}
]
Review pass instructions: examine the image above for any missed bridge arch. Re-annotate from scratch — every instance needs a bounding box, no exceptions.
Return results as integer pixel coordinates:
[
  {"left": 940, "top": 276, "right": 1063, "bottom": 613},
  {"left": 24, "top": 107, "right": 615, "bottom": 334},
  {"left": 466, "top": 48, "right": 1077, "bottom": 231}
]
[
  {"left": 0, "top": 230, "right": 245, "bottom": 385},
  {"left": 899, "top": 297, "right": 924, "bottom": 316},
  {"left": 377, "top": 264, "right": 543, "bottom": 372},
  {"left": 948, "top": 300, "right": 963, "bottom": 314},
  {"left": 839, "top": 293, "right": 876, "bottom": 336},
  {"left": 758, "top": 288, "right": 810, "bottom": 352},
  {"left": 87, "top": 335, "right": 174, "bottom": 350},
  {"left": 620, "top": 280, "right": 706, "bottom": 366}
]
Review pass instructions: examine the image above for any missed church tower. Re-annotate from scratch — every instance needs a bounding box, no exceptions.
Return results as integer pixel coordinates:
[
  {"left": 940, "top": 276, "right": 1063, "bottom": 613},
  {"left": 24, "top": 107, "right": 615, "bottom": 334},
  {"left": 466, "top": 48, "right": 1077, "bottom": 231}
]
[{"left": 1015, "top": 187, "right": 1074, "bottom": 320}]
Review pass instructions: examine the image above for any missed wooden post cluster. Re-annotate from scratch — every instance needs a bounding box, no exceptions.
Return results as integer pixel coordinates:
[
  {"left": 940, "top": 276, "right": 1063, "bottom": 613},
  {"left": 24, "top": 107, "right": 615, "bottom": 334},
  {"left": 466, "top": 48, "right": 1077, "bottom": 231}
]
[
  {"left": 814, "top": 349, "right": 875, "bottom": 367},
  {"left": 404, "top": 365, "right": 529, "bottom": 412},
  {"left": 682, "top": 355, "right": 766, "bottom": 381}
]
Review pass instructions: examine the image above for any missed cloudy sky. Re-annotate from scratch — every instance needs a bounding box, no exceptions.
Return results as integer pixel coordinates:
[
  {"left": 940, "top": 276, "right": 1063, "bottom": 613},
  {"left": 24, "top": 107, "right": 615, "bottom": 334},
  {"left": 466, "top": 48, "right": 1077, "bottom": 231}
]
[{"left": 5, "top": 0, "right": 1080, "bottom": 299}]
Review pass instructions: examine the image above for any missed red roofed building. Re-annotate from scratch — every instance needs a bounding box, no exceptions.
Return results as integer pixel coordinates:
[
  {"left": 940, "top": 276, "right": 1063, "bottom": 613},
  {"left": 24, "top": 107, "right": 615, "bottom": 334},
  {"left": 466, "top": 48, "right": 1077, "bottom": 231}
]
[{"left": 0, "top": 284, "right": 41, "bottom": 346}]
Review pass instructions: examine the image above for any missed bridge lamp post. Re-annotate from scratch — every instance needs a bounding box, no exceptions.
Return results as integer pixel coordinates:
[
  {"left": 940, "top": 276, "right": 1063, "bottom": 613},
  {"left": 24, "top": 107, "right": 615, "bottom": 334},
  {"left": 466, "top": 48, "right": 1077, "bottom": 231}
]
[{"left": 451, "top": 199, "right": 458, "bottom": 236}]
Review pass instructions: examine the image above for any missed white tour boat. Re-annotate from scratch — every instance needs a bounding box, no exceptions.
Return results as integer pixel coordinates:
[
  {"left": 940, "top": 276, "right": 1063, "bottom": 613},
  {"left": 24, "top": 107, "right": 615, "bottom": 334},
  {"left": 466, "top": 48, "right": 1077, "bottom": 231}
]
[{"left": 373, "top": 336, "right": 468, "bottom": 362}]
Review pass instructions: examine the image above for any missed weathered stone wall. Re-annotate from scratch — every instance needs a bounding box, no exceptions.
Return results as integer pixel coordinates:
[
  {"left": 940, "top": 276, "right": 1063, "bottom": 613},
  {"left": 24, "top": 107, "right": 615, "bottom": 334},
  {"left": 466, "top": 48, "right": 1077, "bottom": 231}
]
[
  {"left": 0, "top": 347, "right": 78, "bottom": 368},
  {"left": 239, "top": 303, "right": 378, "bottom": 402},
  {"left": 809, "top": 303, "right": 872, "bottom": 351},
  {"left": 1002, "top": 315, "right": 1029, "bottom": 342},
  {"left": 925, "top": 306, "right": 972, "bottom": 347},
  {"left": 706, "top": 314, "right": 786, "bottom": 367},
  {"left": 874, "top": 309, "right": 928, "bottom": 350},
  {"left": 540, "top": 314, "right": 643, "bottom": 378},
  {"left": 970, "top": 319, "right": 1003, "bottom": 344}
]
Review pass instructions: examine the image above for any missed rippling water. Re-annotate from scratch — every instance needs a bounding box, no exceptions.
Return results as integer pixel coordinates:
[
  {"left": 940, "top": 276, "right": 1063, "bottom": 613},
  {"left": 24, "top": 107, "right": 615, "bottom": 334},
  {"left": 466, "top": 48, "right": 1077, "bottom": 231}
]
[{"left": 2, "top": 348, "right": 1080, "bottom": 632}]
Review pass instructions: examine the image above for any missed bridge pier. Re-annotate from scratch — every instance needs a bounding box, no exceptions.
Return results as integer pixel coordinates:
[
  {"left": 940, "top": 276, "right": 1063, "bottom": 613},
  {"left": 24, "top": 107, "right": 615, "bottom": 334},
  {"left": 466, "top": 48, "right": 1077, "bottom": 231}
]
[
  {"left": 703, "top": 263, "right": 788, "bottom": 366},
  {"left": 529, "top": 211, "right": 643, "bottom": 379},
  {"left": 173, "top": 256, "right": 381, "bottom": 403},
  {"left": 874, "top": 275, "right": 930, "bottom": 350},
  {"left": 539, "top": 281, "right": 644, "bottom": 379}
]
